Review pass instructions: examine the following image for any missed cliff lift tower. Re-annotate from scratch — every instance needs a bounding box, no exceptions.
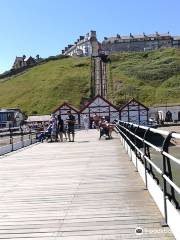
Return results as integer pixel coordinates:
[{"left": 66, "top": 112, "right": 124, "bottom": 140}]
[{"left": 90, "top": 52, "right": 110, "bottom": 98}]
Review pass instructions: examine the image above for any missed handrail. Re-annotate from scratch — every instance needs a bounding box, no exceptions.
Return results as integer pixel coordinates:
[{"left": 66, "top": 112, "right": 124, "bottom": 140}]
[
  {"left": 115, "top": 124, "right": 163, "bottom": 175},
  {"left": 115, "top": 121, "right": 180, "bottom": 166},
  {"left": 115, "top": 120, "right": 180, "bottom": 226},
  {"left": 131, "top": 122, "right": 180, "bottom": 140},
  {"left": 0, "top": 127, "right": 37, "bottom": 155}
]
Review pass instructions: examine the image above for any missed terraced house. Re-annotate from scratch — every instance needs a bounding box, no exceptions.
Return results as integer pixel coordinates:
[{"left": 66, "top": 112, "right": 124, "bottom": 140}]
[
  {"left": 62, "top": 31, "right": 180, "bottom": 56},
  {"left": 102, "top": 32, "right": 180, "bottom": 52}
]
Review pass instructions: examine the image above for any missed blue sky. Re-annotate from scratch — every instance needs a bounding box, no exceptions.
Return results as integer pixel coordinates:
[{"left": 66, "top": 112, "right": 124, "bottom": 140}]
[{"left": 0, "top": 0, "right": 179, "bottom": 73}]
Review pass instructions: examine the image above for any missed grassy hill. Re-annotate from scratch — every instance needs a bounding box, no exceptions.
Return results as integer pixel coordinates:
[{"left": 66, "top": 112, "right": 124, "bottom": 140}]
[
  {"left": 109, "top": 48, "right": 180, "bottom": 106},
  {"left": 0, "top": 57, "right": 91, "bottom": 115},
  {"left": 0, "top": 48, "right": 179, "bottom": 115}
]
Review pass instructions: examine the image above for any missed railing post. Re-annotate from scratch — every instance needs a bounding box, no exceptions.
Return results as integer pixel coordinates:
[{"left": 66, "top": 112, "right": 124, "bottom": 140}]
[
  {"left": 143, "top": 128, "right": 150, "bottom": 190},
  {"left": 161, "top": 132, "right": 173, "bottom": 227},
  {"left": 122, "top": 122, "right": 126, "bottom": 147},
  {"left": 21, "top": 127, "right": 24, "bottom": 148},
  {"left": 29, "top": 129, "right": 31, "bottom": 145},
  {"left": 134, "top": 125, "right": 139, "bottom": 171},
  {"left": 30, "top": 129, "right": 33, "bottom": 144},
  {"left": 126, "top": 123, "right": 129, "bottom": 153},
  {"left": 124, "top": 122, "right": 128, "bottom": 151},
  {"left": 129, "top": 124, "right": 134, "bottom": 161},
  {"left": 9, "top": 127, "right": 13, "bottom": 151}
]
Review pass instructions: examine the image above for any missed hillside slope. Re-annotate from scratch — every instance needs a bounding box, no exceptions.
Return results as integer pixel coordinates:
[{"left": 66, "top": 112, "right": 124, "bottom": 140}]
[
  {"left": 109, "top": 48, "right": 180, "bottom": 106},
  {"left": 0, "top": 48, "right": 179, "bottom": 114},
  {"left": 0, "top": 57, "right": 90, "bottom": 114}
]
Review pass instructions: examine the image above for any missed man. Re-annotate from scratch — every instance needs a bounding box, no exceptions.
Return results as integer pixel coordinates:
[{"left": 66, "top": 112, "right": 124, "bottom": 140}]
[
  {"left": 57, "top": 115, "right": 67, "bottom": 142},
  {"left": 66, "top": 111, "right": 75, "bottom": 142}
]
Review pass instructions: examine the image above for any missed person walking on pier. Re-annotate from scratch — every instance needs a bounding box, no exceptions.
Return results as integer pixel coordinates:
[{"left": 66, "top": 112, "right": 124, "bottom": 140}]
[{"left": 66, "top": 111, "right": 75, "bottom": 142}]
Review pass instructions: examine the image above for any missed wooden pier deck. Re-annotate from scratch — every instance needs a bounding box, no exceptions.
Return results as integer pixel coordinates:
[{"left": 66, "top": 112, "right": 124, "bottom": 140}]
[{"left": 0, "top": 130, "right": 174, "bottom": 239}]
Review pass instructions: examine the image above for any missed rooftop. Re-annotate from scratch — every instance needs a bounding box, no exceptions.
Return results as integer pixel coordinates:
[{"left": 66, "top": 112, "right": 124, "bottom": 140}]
[{"left": 102, "top": 32, "right": 173, "bottom": 43}]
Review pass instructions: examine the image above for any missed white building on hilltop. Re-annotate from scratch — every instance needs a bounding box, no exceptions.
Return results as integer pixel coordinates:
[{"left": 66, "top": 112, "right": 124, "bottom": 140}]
[{"left": 62, "top": 31, "right": 100, "bottom": 57}]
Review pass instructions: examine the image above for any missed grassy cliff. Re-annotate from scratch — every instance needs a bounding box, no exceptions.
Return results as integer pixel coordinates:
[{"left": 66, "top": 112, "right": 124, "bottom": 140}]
[{"left": 0, "top": 48, "right": 179, "bottom": 114}]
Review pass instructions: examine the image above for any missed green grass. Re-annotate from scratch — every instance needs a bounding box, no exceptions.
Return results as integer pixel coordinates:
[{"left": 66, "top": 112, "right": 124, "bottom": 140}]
[
  {"left": 0, "top": 57, "right": 91, "bottom": 114},
  {"left": 108, "top": 48, "right": 180, "bottom": 106},
  {"left": 0, "top": 48, "right": 179, "bottom": 114}
]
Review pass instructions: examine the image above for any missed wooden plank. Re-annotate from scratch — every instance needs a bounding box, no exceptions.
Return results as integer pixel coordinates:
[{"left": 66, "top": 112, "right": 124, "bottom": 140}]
[{"left": 0, "top": 130, "right": 174, "bottom": 239}]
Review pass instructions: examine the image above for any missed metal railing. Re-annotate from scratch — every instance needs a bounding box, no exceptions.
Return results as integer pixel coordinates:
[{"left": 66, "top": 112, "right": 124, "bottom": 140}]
[
  {"left": 115, "top": 120, "right": 180, "bottom": 226},
  {"left": 0, "top": 127, "right": 37, "bottom": 155}
]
